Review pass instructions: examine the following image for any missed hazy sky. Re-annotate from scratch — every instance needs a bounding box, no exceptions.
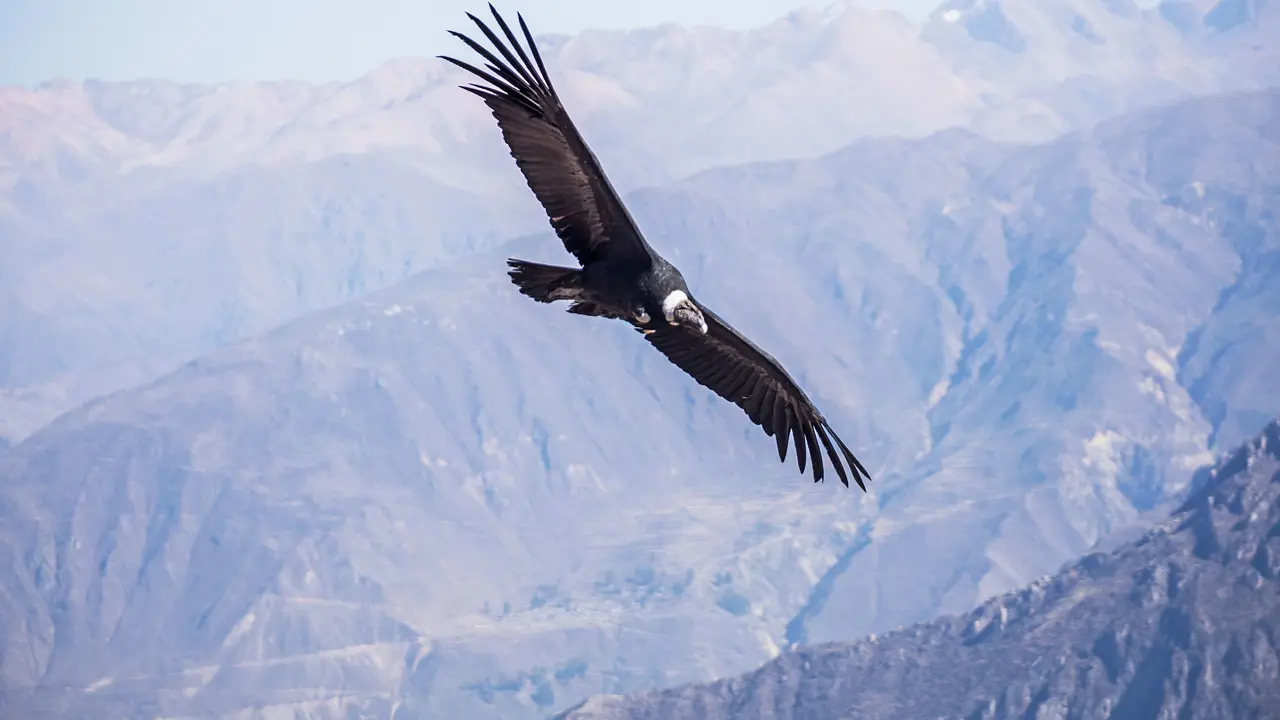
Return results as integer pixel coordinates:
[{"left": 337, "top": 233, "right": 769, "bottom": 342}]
[{"left": 3, "top": 0, "right": 957, "bottom": 86}]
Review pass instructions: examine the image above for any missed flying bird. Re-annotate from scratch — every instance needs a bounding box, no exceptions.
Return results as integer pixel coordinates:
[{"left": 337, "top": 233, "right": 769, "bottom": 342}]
[{"left": 440, "top": 5, "right": 872, "bottom": 489}]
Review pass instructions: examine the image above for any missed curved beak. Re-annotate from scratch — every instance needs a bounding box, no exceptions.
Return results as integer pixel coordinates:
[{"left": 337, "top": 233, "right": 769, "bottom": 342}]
[{"left": 673, "top": 302, "right": 708, "bottom": 334}]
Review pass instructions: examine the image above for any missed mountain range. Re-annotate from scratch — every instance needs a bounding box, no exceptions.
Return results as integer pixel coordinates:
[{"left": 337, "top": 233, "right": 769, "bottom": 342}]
[
  {"left": 558, "top": 416, "right": 1280, "bottom": 720},
  {"left": 2, "top": 0, "right": 1277, "bottom": 444},
  {"left": 1, "top": 82, "right": 1276, "bottom": 718},
  {"left": 1, "top": 1, "right": 1277, "bottom": 718}
]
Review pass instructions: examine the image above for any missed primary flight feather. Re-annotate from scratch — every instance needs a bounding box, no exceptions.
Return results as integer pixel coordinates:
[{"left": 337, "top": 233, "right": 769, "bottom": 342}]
[{"left": 440, "top": 5, "right": 873, "bottom": 489}]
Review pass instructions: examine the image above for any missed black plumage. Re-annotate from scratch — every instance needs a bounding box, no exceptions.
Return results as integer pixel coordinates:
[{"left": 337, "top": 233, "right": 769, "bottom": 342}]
[{"left": 440, "top": 5, "right": 872, "bottom": 489}]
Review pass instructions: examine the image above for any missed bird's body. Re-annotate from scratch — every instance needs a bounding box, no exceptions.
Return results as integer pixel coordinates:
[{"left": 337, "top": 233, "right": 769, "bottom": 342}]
[
  {"left": 509, "top": 253, "right": 696, "bottom": 330},
  {"left": 442, "top": 5, "right": 872, "bottom": 489}
]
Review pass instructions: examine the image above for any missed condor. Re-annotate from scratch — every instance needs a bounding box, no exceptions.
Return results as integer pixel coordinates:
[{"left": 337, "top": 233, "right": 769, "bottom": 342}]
[{"left": 441, "top": 5, "right": 872, "bottom": 489}]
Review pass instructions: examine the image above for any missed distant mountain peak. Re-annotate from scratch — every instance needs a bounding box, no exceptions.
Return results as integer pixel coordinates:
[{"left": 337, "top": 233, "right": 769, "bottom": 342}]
[
  {"left": 1159, "top": 0, "right": 1277, "bottom": 34},
  {"left": 1202, "top": 0, "right": 1270, "bottom": 31},
  {"left": 785, "top": 0, "right": 894, "bottom": 24},
  {"left": 927, "top": 0, "right": 1039, "bottom": 55}
]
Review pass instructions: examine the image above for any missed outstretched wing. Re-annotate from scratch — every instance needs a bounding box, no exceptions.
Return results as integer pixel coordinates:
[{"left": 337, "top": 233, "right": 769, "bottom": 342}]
[
  {"left": 643, "top": 304, "right": 872, "bottom": 489},
  {"left": 440, "top": 5, "right": 655, "bottom": 268}
]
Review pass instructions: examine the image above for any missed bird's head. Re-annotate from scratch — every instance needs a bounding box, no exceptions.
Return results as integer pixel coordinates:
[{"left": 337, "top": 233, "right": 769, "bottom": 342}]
[{"left": 662, "top": 290, "right": 707, "bottom": 334}]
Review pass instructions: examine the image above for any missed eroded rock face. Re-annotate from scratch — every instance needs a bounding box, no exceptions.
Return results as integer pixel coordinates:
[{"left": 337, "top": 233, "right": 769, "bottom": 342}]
[{"left": 559, "top": 418, "right": 1280, "bottom": 720}]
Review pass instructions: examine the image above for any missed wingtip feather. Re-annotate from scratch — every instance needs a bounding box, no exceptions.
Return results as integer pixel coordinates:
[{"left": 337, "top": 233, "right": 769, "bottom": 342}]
[
  {"left": 813, "top": 422, "right": 849, "bottom": 488},
  {"left": 791, "top": 424, "right": 807, "bottom": 475},
  {"left": 824, "top": 420, "right": 872, "bottom": 492},
  {"left": 804, "top": 424, "right": 824, "bottom": 484}
]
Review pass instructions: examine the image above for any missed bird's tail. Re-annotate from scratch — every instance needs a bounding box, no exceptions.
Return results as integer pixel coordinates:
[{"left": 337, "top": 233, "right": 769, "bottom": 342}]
[{"left": 506, "top": 258, "right": 582, "bottom": 303}]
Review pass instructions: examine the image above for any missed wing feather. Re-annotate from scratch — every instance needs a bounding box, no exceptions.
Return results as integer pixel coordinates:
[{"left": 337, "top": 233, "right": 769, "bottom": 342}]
[
  {"left": 773, "top": 404, "right": 791, "bottom": 460},
  {"left": 441, "top": 5, "right": 655, "bottom": 268},
  {"left": 642, "top": 303, "right": 872, "bottom": 489},
  {"left": 759, "top": 392, "right": 778, "bottom": 438},
  {"left": 792, "top": 423, "right": 808, "bottom": 476}
]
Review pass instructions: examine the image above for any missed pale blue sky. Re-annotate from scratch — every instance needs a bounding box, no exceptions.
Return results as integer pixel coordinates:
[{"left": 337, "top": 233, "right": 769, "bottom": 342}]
[{"left": 4, "top": 0, "right": 956, "bottom": 86}]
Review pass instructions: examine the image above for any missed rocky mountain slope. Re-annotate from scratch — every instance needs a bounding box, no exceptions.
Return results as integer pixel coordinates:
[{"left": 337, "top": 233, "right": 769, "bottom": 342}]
[
  {"left": 559, "top": 416, "right": 1280, "bottom": 720},
  {"left": 0, "top": 86, "right": 1275, "bottom": 719},
  {"left": 2, "top": 0, "right": 1276, "bottom": 443}
]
